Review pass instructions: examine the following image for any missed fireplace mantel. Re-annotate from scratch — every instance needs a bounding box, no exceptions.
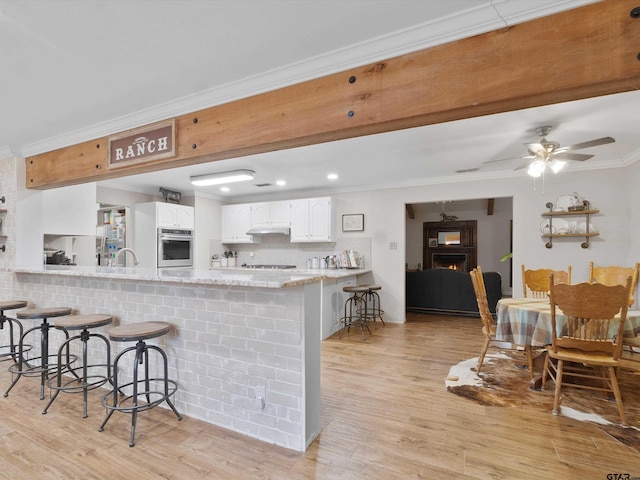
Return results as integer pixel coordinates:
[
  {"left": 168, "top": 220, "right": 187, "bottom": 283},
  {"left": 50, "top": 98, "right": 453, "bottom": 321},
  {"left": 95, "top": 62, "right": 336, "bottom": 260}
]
[{"left": 423, "top": 220, "right": 477, "bottom": 273}]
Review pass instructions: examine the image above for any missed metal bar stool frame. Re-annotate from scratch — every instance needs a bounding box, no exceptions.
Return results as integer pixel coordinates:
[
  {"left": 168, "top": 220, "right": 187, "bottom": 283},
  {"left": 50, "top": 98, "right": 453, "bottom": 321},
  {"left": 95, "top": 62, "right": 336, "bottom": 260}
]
[
  {"left": 339, "top": 286, "right": 371, "bottom": 341},
  {"left": 43, "top": 314, "right": 114, "bottom": 418},
  {"left": 360, "top": 285, "right": 385, "bottom": 329},
  {"left": 99, "top": 321, "right": 181, "bottom": 447},
  {"left": 4, "top": 307, "right": 75, "bottom": 400},
  {"left": 0, "top": 301, "right": 30, "bottom": 364}
]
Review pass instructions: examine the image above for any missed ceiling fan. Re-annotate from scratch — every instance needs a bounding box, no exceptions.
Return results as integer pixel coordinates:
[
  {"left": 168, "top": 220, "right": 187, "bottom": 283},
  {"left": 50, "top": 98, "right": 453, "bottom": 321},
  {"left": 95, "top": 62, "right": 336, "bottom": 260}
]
[{"left": 483, "top": 126, "right": 615, "bottom": 177}]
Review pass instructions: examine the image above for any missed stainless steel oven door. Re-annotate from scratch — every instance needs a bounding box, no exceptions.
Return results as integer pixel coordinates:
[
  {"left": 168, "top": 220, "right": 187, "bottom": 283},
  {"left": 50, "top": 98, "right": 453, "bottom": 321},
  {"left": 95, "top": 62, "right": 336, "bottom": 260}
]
[{"left": 157, "top": 229, "right": 193, "bottom": 268}]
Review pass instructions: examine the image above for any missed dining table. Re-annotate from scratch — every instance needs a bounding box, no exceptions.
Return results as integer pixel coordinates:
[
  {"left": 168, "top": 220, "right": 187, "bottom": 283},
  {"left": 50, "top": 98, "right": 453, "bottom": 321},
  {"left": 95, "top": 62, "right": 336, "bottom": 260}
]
[{"left": 495, "top": 297, "right": 640, "bottom": 388}]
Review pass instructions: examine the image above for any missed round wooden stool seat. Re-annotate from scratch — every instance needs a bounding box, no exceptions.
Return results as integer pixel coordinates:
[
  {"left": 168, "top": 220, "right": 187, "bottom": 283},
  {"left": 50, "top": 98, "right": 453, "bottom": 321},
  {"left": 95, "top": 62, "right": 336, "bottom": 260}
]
[
  {"left": 364, "top": 284, "right": 382, "bottom": 291},
  {"left": 0, "top": 300, "right": 28, "bottom": 311},
  {"left": 108, "top": 321, "right": 171, "bottom": 342},
  {"left": 16, "top": 307, "right": 72, "bottom": 320},
  {"left": 54, "top": 314, "right": 112, "bottom": 331},
  {"left": 343, "top": 285, "right": 368, "bottom": 294}
]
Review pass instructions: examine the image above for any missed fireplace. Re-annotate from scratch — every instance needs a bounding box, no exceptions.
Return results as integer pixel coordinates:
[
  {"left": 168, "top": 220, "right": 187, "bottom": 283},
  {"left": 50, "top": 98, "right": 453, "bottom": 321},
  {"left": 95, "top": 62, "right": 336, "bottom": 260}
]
[
  {"left": 423, "top": 220, "right": 477, "bottom": 273},
  {"left": 432, "top": 253, "right": 467, "bottom": 271}
]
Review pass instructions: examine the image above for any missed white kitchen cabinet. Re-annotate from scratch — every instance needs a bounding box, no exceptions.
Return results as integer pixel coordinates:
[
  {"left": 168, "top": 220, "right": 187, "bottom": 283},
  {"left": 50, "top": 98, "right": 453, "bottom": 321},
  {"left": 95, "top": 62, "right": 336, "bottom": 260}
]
[
  {"left": 157, "top": 202, "right": 194, "bottom": 228},
  {"left": 42, "top": 183, "right": 97, "bottom": 235},
  {"left": 290, "top": 197, "right": 334, "bottom": 242},
  {"left": 250, "top": 201, "right": 290, "bottom": 228},
  {"left": 221, "top": 204, "right": 259, "bottom": 244}
]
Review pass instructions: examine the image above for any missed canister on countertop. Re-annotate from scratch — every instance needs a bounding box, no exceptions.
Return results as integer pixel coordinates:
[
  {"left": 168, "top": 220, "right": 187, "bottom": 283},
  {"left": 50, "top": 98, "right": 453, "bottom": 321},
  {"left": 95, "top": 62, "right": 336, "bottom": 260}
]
[{"left": 311, "top": 257, "right": 320, "bottom": 269}]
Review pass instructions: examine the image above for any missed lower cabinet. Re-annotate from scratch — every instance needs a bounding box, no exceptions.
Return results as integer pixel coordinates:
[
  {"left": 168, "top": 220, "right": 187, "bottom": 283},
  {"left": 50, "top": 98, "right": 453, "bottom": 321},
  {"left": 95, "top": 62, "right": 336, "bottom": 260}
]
[{"left": 321, "top": 276, "right": 357, "bottom": 340}]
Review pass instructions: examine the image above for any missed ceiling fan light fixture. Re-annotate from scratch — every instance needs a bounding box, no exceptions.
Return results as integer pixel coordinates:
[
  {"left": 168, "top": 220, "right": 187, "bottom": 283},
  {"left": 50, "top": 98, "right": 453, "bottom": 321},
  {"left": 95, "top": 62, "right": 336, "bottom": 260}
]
[
  {"left": 549, "top": 159, "right": 566, "bottom": 174},
  {"left": 190, "top": 169, "right": 255, "bottom": 186},
  {"left": 527, "top": 160, "right": 545, "bottom": 177}
]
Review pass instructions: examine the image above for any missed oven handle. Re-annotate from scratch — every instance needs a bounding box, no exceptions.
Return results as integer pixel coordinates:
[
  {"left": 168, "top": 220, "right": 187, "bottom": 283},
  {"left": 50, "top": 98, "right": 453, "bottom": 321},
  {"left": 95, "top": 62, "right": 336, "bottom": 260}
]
[{"left": 158, "top": 234, "right": 193, "bottom": 241}]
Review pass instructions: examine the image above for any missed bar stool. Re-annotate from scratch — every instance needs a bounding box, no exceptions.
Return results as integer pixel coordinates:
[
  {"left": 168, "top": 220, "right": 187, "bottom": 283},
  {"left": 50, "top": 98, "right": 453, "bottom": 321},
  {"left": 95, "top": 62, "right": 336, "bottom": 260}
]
[
  {"left": 339, "top": 286, "right": 371, "bottom": 340},
  {"left": 4, "top": 307, "right": 73, "bottom": 399},
  {"left": 0, "top": 300, "right": 29, "bottom": 363},
  {"left": 42, "top": 314, "right": 113, "bottom": 418},
  {"left": 99, "top": 321, "right": 181, "bottom": 447},
  {"left": 361, "top": 285, "right": 385, "bottom": 329}
]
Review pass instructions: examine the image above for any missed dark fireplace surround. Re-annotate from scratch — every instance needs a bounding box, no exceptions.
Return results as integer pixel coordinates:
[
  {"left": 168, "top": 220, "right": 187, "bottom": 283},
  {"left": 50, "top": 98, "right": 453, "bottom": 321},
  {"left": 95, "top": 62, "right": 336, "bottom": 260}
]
[{"left": 423, "top": 220, "right": 477, "bottom": 273}]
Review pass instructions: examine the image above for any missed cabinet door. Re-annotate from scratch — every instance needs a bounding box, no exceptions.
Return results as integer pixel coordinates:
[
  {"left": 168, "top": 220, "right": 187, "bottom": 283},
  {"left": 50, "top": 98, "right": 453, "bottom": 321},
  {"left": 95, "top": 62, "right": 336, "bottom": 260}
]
[
  {"left": 221, "top": 206, "right": 236, "bottom": 243},
  {"left": 308, "top": 197, "right": 333, "bottom": 241},
  {"left": 235, "top": 204, "right": 253, "bottom": 242},
  {"left": 175, "top": 205, "right": 194, "bottom": 228},
  {"left": 222, "top": 204, "right": 256, "bottom": 244},
  {"left": 250, "top": 202, "right": 271, "bottom": 227},
  {"left": 290, "top": 200, "right": 310, "bottom": 242},
  {"left": 156, "top": 203, "right": 177, "bottom": 227},
  {"left": 269, "top": 201, "right": 291, "bottom": 227}
]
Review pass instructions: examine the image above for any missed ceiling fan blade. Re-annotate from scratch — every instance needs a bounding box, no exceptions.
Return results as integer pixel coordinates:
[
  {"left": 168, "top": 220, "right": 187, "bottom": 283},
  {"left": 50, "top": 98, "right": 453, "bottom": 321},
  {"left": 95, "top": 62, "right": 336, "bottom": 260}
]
[
  {"left": 555, "top": 136, "right": 615, "bottom": 152},
  {"left": 513, "top": 161, "right": 531, "bottom": 171},
  {"left": 482, "top": 155, "right": 534, "bottom": 165},
  {"left": 551, "top": 152, "right": 594, "bottom": 162}
]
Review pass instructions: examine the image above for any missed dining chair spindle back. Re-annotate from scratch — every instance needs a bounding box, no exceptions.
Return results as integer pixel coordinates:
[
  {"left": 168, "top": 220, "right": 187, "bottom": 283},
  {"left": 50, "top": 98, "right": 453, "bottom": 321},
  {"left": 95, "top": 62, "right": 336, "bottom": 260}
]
[
  {"left": 542, "top": 275, "right": 632, "bottom": 425},
  {"left": 521, "top": 265, "right": 572, "bottom": 299}
]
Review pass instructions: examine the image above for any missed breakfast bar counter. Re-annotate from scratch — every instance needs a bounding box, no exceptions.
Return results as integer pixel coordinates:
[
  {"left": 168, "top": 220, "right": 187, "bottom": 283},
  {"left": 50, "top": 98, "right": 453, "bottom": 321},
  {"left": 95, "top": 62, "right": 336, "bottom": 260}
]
[{"left": 6, "top": 265, "right": 371, "bottom": 452}]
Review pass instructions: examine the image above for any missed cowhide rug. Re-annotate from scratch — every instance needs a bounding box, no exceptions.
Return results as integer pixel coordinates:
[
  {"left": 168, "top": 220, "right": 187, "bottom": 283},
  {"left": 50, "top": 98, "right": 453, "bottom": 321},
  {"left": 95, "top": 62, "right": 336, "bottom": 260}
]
[{"left": 445, "top": 351, "right": 640, "bottom": 451}]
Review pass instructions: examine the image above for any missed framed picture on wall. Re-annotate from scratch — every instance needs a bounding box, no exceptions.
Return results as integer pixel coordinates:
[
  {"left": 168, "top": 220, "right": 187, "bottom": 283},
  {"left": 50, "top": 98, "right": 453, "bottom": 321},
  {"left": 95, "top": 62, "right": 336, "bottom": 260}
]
[
  {"left": 428, "top": 237, "right": 438, "bottom": 247},
  {"left": 342, "top": 214, "right": 364, "bottom": 232}
]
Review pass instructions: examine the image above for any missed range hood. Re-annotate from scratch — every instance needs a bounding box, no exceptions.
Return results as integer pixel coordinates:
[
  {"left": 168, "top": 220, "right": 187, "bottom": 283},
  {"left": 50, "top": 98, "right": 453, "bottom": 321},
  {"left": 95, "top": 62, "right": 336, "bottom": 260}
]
[{"left": 246, "top": 227, "right": 290, "bottom": 236}]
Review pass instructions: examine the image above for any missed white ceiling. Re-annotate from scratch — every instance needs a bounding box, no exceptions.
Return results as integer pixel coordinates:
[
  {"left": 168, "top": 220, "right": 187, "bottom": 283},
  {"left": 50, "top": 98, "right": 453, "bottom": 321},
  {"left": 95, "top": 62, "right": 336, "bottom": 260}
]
[{"left": 3, "top": 0, "right": 638, "bottom": 201}]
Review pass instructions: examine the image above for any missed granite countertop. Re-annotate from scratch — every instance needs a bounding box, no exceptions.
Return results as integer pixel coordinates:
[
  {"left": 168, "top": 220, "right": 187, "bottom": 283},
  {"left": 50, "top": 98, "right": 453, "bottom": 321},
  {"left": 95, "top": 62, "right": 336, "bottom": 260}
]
[{"left": 11, "top": 265, "right": 369, "bottom": 289}]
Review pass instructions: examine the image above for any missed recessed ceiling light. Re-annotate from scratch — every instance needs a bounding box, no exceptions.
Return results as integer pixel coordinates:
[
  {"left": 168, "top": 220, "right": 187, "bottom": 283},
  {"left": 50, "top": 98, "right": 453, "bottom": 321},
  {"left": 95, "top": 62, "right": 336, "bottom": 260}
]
[
  {"left": 220, "top": 187, "right": 230, "bottom": 192},
  {"left": 327, "top": 173, "right": 338, "bottom": 180},
  {"left": 276, "top": 179, "right": 286, "bottom": 186}
]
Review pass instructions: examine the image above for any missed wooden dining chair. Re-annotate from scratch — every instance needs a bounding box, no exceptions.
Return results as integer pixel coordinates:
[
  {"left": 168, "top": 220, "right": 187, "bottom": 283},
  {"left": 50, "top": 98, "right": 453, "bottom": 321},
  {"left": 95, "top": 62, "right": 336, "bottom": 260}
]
[
  {"left": 542, "top": 275, "right": 632, "bottom": 425},
  {"left": 470, "top": 267, "right": 534, "bottom": 378},
  {"left": 521, "top": 265, "right": 572, "bottom": 298},
  {"left": 589, "top": 261, "right": 639, "bottom": 306}
]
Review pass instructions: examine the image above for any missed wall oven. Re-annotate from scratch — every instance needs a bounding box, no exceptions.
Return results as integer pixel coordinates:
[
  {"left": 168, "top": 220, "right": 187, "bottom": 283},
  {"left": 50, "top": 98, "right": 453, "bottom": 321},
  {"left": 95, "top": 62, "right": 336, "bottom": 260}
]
[{"left": 157, "top": 228, "right": 193, "bottom": 268}]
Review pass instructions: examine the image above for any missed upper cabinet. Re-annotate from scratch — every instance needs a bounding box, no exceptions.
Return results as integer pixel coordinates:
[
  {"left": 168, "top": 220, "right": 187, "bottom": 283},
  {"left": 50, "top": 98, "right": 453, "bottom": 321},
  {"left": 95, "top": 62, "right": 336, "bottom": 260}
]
[
  {"left": 290, "top": 197, "right": 335, "bottom": 243},
  {"left": 250, "top": 201, "right": 290, "bottom": 228},
  {"left": 221, "top": 204, "right": 259, "bottom": 244},
  {"left": 157, "top": 203, "right": 194, "bottom": 229},
  {"left": 43, "top": 183, "right": 97, "bottom": 235}
]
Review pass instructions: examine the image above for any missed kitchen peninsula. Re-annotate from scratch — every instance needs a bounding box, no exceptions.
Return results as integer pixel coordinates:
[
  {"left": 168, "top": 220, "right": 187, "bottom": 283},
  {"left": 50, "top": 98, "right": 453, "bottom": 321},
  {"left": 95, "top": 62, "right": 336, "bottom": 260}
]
[{"left": 10, "top": 264, "right": 370, "bottom": 451}]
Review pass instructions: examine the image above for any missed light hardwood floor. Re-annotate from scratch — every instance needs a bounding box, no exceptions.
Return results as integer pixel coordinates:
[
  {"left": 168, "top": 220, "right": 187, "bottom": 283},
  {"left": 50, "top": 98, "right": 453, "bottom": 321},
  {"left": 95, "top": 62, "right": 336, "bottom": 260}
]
[{"left": 1, "top": 313, "right": 639, "bottom": 479}]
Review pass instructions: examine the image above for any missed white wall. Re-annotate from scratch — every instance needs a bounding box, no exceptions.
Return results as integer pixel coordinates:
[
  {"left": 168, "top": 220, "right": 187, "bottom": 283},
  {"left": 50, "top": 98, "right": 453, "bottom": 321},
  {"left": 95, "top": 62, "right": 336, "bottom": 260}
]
[
  {"left": 192, "top": 194, "right": 223, "bottom": 270},
  {"left": 329, "top": 165, "right": 634, "bottom": 324}
]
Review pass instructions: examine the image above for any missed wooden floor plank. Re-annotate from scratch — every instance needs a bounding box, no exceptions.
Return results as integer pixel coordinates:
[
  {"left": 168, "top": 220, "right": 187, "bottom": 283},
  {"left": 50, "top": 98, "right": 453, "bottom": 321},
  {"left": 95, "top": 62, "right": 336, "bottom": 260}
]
[{"left": 1, "top": 314, "right": 639, "bottom": 479}]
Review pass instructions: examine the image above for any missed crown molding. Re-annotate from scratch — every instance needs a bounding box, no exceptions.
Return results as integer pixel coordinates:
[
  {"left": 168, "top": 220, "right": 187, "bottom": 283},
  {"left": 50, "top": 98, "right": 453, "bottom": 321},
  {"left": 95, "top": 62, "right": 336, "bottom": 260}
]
[
  {"left": 0, "top": 146, "right": 16, "bottom": 161},
  {"left": 18, "top": 0, "right": 596, "bottom": 158}
]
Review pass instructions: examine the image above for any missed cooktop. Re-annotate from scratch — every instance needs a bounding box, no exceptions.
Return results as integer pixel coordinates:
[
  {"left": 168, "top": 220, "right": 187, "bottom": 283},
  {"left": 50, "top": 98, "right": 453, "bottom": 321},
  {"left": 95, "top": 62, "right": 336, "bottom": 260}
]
[{"left": 242, "top": 264, "right": 297, "bottom": 270}]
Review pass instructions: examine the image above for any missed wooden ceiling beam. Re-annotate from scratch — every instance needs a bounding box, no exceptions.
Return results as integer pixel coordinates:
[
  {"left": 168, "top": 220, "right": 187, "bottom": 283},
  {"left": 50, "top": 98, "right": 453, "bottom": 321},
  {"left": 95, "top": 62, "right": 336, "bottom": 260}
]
[
  {"left": 25, "top": 0, "right": 640, "bottom": 189},
  {"left": 406, "top": 204, "right": 415, "bottom": 220},
  {"left": 487, "top": 199, "right": 495, "bottom": 216}
]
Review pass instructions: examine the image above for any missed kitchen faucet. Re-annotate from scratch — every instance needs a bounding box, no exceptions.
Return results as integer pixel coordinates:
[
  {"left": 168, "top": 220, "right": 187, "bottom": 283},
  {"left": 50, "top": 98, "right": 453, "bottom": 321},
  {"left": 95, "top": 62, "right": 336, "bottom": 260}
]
[{"left": 114, "top": 248, "right": 140, "bottom": 267}]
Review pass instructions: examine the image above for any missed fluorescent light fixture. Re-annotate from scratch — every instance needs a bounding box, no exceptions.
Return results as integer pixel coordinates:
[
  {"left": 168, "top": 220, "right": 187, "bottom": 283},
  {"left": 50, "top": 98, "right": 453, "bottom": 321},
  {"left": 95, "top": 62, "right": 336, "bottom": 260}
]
[{"left": 190, "top": 169, "right": 255, "bottom": 186}]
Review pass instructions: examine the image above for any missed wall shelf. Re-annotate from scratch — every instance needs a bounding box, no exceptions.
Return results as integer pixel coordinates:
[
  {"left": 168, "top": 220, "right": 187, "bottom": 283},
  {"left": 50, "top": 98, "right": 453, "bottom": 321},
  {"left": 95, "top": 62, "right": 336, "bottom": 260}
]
[{"left": 541, "top": 200, "right": 599, "bottom": 249}]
